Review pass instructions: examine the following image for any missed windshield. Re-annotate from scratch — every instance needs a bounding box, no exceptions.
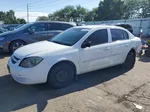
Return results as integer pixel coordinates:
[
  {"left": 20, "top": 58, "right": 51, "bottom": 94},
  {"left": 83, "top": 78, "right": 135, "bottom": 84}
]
[
  {"left": 15, "top": 23, "right": 33, "bottom": 31},
  {"left": 50, "top": 28, "right": 90, "bottom": 46}
]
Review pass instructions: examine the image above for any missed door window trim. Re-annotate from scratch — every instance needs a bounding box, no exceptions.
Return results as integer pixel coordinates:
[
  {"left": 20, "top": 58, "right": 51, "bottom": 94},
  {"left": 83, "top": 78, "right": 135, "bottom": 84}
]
[
  {"left": 81, "top": 29, "right": 109, "bottom": 47},
  {"left": 110, "top": 28, "right": 129, "bottom": 42}
]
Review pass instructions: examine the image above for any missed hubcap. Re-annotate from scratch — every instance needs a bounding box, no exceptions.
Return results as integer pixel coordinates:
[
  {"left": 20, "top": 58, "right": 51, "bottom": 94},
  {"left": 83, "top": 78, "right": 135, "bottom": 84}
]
[
  {"left": 56, "top": 70, "right": 68, "bottom": 82},
  {"left": 13, "top": 42, "right": 24, "bottom": 51}
]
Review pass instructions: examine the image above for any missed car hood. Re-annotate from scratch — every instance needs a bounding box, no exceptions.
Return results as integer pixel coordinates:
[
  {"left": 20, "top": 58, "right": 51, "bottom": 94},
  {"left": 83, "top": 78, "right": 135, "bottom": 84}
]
[
  {"left": 0, "top": 30, "right": 17, "bottom": 37},
  {"left": 13, "top": 41, "right": 70, "bottom": 59}
]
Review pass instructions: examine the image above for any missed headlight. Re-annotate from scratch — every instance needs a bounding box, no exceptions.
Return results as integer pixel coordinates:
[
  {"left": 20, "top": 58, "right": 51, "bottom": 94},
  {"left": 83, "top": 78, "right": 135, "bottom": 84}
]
[
  {"left": 0, "top": 37, "right": 5, "bottom": 41},
  {"left": 19, "top": 57, "right": 43, "bottom": 68}
]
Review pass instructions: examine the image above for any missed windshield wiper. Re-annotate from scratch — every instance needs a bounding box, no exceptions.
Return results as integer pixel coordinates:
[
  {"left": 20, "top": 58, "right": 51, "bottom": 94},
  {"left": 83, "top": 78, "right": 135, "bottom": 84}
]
[{"left": 51, "top": 40, "right": 71, "bottom": 46}]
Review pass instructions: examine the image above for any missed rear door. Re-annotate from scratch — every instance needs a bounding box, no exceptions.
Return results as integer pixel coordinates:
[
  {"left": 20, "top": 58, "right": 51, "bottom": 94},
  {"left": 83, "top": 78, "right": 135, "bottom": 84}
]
[
  {"left": 110, "top": 29, "right": 132, "bottom": 65},
  {"left": 47, "top": 23, "right": 63, "bottom": 40},
  {"left": 21, "top": 23, "right": 49, "bottom": 43}
]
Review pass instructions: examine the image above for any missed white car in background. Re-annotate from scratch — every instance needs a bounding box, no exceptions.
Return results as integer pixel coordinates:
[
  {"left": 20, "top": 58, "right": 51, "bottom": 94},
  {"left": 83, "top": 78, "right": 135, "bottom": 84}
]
[{"left": 8, "top": 25, "right": 141, "bottom": 88}]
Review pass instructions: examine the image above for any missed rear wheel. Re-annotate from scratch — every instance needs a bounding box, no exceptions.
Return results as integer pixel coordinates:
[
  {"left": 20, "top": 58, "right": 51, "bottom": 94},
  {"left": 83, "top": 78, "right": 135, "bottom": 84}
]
[
  {"left": 10, "top": 40, "right": 26, "bottom": 53},
  {"left": 122, "top": 50, "right": 136, "bottom": 69},
  {"left": 47, "top": 62, "right": 75, "bottom": 89}
]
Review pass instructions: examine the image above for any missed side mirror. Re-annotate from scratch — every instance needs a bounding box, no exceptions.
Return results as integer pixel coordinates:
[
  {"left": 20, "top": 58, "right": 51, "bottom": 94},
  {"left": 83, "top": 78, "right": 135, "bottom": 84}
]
[
  {"left": 81, "top": 41, "right": 91, "bottom": 48},
  {"left": 28, "top": 29, "right": 35, "bottom": 34}
]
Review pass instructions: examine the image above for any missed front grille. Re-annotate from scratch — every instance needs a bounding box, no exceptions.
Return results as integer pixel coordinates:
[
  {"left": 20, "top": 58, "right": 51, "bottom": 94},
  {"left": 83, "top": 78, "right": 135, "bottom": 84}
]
[
  {"left": 11, "top": 57, "right": 16, "bottom": 64},
  {"left": 14, "top": 56, "right": 19, "bottom": 61},
  {"left": 11, "top": 56, "right": 20, "bottom": 64}
]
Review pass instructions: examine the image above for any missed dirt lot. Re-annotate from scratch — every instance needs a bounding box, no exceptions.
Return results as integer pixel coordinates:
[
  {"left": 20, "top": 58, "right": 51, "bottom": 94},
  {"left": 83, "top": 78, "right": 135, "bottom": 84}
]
[{"left": 0, "top": 53, "right": 150, "bottom": 112}]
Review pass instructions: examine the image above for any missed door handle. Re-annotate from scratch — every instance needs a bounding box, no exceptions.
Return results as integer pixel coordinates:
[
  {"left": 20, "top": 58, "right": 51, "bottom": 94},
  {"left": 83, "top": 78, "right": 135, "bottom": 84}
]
[{"left": 103, "top": 47, "right": 110, "bottom": 51}]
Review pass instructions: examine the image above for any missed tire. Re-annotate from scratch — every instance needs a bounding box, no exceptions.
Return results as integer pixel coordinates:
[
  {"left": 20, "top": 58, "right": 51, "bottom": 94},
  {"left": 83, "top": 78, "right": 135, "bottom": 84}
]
[
  {"left": 10, "top": 40, "right": 26, "bottom": 53},
  {"left": 122, "top": 50, "right": 136, "bottom": 69},
  {"left": 47, "top": 62, "right": 75, "bottom": 89}
]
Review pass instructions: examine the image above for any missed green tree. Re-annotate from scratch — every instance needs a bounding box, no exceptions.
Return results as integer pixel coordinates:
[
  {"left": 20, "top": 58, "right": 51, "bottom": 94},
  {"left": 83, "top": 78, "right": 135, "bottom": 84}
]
[
  {"left": 36, "top": 16, "right": 50, "bottom": 21},
  {"left": 124, "top": 0, "right": 142, "bottom": 19},
  {"left": 71, "top": 5, "right": 88, "bottom": 22},
  {"left": 124, "top": 0, "right": 150, "bottom": 19},
  {"left": 16, "top": 18, "right": 26, "bottom": 24},
  {"left": 138, "top": 0, "right": 150, "bottom": 18},
  {"left": 38, "top": 5, "right": 89, "bottom": 22},
  {"left": 52, "top": 5, "right": 76, "bottom": 21},
  {"left": 0, "top": 10, "right": 26, "bottom": 24},
  {"left": 97, "top": 0, "right": 127, "bottom": 20},
  {"left": 84, "top": 8, "right": 98, "bottom": 21}
]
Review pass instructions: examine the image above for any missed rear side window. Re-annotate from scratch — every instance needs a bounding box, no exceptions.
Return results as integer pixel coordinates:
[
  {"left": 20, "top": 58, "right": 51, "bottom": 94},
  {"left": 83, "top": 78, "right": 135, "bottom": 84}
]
[
  {"left": 86, "top": 29, "right": 108, "bottom": 46},
  {"left": 48, "top": 23, "right": 62, "bottom": 30},
  {"left": 123, "top": 30, "right": 129, "bottom": 39},
  {"left": 62, "top": 24, "right": 74, "bottom": 30},
  {"left": 110, "top": 29, "right": 129, "bottom": 41}
]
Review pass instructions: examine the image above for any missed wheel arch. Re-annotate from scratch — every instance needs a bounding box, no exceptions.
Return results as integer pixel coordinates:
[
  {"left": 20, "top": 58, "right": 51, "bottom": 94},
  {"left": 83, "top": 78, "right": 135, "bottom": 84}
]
[
  {"left": 123, "top": 48, "right": 136, "bottom": 63},
  {"left": 9, "top": 39, "right": 26, "bottom": 52},
  {"left": 129, "top": 48, "right": 136, "bottom": 55},
  {"left": 47, "top": 59, "right": 77, "bottom": 82}
]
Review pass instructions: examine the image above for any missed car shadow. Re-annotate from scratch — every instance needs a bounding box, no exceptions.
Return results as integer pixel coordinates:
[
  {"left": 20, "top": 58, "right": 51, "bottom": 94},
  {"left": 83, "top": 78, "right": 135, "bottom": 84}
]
[
  {"left": 0, "top": 66, "right": 131, "bottom": 112},
  {"left": 138, "top": 55, "right": 150, "bottom": 62},
  {"left": 0, "top": 53, "right": 10, "bottom": 59}
]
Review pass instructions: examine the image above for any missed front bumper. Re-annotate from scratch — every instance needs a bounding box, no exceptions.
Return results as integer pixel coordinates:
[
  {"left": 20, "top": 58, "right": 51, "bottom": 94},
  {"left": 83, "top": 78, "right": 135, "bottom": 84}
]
[{"left": 8, "top": 57, "right": 51, "bottom": 85}]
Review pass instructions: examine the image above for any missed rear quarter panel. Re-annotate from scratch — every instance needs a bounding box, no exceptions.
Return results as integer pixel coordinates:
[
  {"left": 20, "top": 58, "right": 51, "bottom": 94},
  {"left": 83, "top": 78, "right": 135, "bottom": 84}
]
[{"left": 130, "top": 37, "right": 142, "bottom": 54}]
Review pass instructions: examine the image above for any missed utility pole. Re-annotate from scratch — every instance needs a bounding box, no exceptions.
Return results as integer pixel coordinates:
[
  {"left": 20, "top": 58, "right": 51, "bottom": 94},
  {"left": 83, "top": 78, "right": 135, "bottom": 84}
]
[{"left": 27, "top": 4, "right": 29, "bottom": 23}]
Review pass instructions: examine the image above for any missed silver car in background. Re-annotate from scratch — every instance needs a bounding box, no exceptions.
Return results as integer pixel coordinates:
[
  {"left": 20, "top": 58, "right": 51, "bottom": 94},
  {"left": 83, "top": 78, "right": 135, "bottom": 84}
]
[{"left": 0, "top": 21, "right": 76, "bottom": 53}]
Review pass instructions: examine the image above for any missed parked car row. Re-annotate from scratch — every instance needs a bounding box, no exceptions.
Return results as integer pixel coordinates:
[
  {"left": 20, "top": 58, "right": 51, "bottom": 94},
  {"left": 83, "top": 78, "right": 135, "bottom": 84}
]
[
  {"left": 0, "top": 21, "right": 76, "bottom": 53},
  {"left": 0, "top": 28, "right": 8, "bottom": 34},
  {"left": 3, "top": 24, "right": 23, "bottom": 31},
  {"left": 7, "top": 25, "right": 142, "bottom": 88}
]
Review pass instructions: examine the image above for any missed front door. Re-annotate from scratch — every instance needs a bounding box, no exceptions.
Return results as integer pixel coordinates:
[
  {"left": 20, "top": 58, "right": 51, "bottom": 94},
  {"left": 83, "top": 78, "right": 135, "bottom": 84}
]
[
  {"left": 29, "top": 23, "right": 49, "bottom": 41},
  {"left": 22, "top": 23, "right": 49, "bottom": 43},
  {"left": 79, "top": 29, "right": 112, "bottom": 73}
]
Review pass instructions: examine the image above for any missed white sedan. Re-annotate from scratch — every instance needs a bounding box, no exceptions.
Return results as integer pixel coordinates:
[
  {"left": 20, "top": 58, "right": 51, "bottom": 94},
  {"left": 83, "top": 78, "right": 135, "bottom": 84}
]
[{"left": 8, "top": 25, "right": 141, "bottom": 88}]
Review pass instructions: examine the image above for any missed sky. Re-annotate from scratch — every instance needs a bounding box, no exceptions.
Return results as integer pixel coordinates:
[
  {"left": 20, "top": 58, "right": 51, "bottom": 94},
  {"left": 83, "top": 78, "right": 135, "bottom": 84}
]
[{"left": 0, "top": 0, "right": 100, "bottom": 22}]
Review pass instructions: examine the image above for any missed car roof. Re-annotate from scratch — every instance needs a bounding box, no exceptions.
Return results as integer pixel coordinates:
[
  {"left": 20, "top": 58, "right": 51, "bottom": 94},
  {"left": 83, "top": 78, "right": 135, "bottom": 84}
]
[
  {"left": 34, "top": 21, "right": 76, "bottom": 26},
  {"left": 74, "top": 25, "right": 124, "bottom": 29}
]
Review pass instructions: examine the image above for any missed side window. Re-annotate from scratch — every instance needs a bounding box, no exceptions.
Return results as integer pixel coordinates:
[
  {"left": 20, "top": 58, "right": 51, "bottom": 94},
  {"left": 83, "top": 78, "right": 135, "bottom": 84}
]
[
  {"left": 86, "top": 29, "right": 108, "bottom": 46},
  {"left": 62, "top": 24, "right": 73, "bottom": 30},
  {"left": 123, "top": 30, "right": 129, "bottom": 39},
  {"left": 111, "top": 29, "right": 129, "bottom": 41},
  {"left": 48, "top": 23, "right": 62, "bottom": 30},
  {"left": 29, "top": 23, "right": 46, "bottom": 32}
]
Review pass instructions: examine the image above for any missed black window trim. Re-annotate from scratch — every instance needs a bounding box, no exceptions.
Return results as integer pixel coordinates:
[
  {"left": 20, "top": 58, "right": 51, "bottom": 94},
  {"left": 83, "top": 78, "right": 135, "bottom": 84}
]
[{"left": 81, "top": 29, "right": 109, "bottom": 47}]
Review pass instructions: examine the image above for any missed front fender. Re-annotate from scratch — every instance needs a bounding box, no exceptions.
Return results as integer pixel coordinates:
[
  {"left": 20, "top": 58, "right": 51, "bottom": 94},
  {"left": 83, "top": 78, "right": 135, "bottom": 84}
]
[{"left": 51, "top": 57, "right": 80, "bottom": 74}]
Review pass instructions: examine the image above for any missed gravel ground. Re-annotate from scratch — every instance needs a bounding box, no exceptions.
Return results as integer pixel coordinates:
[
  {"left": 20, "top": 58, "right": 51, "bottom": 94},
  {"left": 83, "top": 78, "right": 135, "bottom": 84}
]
[{"left": 0, "top": 53, "right": 150, "bottom": 112}]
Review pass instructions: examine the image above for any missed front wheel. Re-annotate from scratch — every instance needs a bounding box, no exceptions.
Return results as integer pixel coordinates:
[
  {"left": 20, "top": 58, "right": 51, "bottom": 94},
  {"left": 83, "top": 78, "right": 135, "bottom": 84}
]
[
  {"left": 10, "top": 40, "right": 26, "bottom": 53},
  {"left": 122, "top": 51, "right": 136, "bottom": 69},
  {"left": 47, "top": 63, "right": 75, "bottom": 89}
]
